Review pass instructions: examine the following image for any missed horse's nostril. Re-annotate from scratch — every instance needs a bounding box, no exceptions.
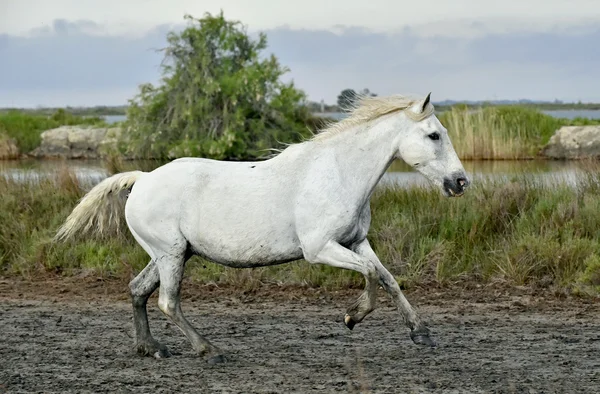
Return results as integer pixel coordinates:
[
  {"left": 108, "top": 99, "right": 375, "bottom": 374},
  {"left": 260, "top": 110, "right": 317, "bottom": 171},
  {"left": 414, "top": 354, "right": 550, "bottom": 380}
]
[{"left": 457, "top": 177, "right": 467, "bottom": 187}]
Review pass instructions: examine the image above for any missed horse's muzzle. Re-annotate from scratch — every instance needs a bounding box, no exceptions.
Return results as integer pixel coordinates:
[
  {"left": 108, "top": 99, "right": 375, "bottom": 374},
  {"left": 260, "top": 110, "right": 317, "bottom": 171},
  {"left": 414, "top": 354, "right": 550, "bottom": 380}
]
[{"left": 443, "top": 174, "right": 470, "bottom": 197}]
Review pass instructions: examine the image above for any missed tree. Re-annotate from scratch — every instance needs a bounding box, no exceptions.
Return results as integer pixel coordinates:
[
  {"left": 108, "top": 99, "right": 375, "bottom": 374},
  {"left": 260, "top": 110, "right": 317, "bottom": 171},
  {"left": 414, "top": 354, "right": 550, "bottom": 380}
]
[
  {"left": 121, "top": 11, "right": 314, "bottom": 160},
  {"left": 359, "top": 88, "right": 377, "bottom": 97},
  {"left": 337, "top": 89, "right": 357, "bottom": 109},
  {"left": 336, "top": 88, "right": 377, "bottom": 109}
]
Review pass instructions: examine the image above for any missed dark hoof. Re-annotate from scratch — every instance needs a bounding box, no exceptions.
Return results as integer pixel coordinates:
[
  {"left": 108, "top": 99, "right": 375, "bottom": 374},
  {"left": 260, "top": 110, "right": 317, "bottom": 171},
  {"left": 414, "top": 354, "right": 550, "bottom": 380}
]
[
  {"left": 344, "top": 314, "right": 356, "bottom": 330},
  {"left": 206, "top": 354, "right": 226, "bottom": 365},
  {"left": 410, "top": 329, "right": 437, "bottom": 348},
  {"left": 136, "top": 341, "right": 172, "bottom": 359},
  {"left": 154, "top": 347, "right": 173, "bottom": 359}
]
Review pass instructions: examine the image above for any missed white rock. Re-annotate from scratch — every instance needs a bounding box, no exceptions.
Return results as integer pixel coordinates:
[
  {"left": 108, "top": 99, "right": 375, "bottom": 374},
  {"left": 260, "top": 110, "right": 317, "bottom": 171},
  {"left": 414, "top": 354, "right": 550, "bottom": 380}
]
[
  {"left": 30, "top": 126, "right": 122, "bottom": 159},
  {"left": 541, "top": 126, "right": 600, "bottom": 159}
]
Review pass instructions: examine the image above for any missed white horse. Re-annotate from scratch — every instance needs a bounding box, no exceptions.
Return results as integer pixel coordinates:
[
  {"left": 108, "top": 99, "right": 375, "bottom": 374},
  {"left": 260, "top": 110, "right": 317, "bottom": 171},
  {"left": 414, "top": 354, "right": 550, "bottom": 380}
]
[{"left": 55, "top": 93, "right": 470, "bottom": 364}]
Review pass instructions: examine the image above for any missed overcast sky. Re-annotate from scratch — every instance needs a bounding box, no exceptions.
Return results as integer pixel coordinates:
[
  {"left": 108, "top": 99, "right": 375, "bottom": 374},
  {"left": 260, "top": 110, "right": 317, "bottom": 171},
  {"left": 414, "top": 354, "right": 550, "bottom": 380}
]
[{"left": 1, "top": 0, "right": 599, "bottom": 107}]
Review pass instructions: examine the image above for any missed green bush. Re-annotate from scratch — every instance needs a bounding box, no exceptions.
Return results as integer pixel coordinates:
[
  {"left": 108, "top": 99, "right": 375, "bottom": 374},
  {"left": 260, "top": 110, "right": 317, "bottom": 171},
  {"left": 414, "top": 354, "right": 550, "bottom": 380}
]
[{"left": 122, "top": 12, "right": 316, "bottom": 160}]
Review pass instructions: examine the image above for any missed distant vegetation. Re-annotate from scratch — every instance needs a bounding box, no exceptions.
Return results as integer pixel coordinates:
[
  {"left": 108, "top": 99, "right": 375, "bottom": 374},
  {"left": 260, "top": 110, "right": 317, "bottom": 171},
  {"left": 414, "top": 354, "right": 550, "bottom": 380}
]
[
  {"left": 0, "top": 105, "right": 128, "bottom": 117},
  {"left": 2, "top": 101, "right": 599, "bottom": 160},
  {"left": 2, "top": 101, "right": 599, "bottom": 118},
  {"left": 435, "top": 101, "right": 600, "bottom": 112},
  {"left": 0, "top": 109, "right": 106, "bottom": 153},
  {"left": 2, "top": 166, "right": 600, "bottom": 295}
]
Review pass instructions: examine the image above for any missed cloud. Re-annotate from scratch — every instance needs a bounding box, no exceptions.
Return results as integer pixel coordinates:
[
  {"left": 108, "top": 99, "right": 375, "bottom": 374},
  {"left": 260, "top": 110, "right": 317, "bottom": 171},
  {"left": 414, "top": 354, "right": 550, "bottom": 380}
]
[
  {"left": 263, "top": 24, "right": 600, "bottom": 102},
  {"left": 0, "top": 20, "right": 171, "bottom": 106},
  {"left": 0, "top": 18, "right": 599, "bottom": 107},
  {"left": 3, "top": 0, "right": 600, "bottom": 37}
]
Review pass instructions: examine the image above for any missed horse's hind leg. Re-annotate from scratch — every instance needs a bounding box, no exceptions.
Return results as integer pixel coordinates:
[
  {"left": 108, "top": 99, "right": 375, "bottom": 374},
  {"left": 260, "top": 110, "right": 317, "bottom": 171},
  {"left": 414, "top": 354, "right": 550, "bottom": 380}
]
[
  {"left": 155, "top": 253, "right": 225, "bottom": 364},
  {"left": 129, "top": 260, "right": 172, "bottom": 358}
]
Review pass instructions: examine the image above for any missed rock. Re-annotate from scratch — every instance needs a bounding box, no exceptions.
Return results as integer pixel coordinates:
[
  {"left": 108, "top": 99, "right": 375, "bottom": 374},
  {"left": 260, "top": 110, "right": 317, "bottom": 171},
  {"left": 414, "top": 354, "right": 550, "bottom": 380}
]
[
  {"left": 541, "top": 126, "right": 600, "bottom": 159},
  {"left": 0, "top": 135, "right": 19, "bottom": 159},
  {"left": 30, "top": 126, "right": 122, "bottom": 159}
]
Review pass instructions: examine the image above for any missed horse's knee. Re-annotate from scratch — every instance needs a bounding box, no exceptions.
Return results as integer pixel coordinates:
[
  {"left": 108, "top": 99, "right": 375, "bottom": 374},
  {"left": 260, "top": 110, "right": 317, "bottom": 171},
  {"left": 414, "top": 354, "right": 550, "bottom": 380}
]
[
  {"left": 129, "top": 261, "right": 159, "bottom": 300},
  {"left": 129, "top": 280, "right": 145, "bottom": 304},
  {"left": 130, "top": 278, "right": 156, "bottom": 303}
]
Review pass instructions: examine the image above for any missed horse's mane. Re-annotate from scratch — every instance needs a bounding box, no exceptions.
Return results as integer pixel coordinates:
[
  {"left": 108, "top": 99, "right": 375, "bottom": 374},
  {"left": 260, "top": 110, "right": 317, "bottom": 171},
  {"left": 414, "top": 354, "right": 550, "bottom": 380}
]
[
  {"left": 260, "top": 93, "right": 435, "bottom": 159},
  {"left": 310, "top": 93, "right": 435, "bottom": 142}
]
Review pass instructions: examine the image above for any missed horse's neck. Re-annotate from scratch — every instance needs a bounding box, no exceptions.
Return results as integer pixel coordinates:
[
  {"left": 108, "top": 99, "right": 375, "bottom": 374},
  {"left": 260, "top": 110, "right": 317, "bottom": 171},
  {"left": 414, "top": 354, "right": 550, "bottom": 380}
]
[{"left": 322, "top": 117, "right": 399, "bottom": 204}]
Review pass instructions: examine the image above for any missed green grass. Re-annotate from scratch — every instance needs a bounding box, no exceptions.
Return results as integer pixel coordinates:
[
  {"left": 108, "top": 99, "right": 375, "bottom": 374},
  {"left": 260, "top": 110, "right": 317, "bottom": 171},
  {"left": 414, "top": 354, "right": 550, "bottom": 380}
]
[
  {"left": 439, "top": 106, "right": 600, "bottom": 160},
  {"left": 0, "top": 109, "right": 107, "bottom": 153},
  {"left": 369, "top": 169, "right": 600, "bottom": 293},
  {"left": 2, "top": 165, "right": 600, "bottom": 295}
]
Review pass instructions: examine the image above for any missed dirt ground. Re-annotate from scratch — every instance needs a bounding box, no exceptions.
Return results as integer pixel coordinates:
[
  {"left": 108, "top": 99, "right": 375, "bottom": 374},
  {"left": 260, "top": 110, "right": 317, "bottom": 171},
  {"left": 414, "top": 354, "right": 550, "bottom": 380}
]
[{"left": 0, "top": 278, "right": 599, "bottom": 393}]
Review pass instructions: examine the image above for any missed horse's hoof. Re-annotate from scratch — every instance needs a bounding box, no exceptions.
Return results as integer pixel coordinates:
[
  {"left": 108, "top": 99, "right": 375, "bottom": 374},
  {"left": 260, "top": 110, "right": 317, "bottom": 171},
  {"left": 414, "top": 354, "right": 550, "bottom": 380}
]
[
  {"left": 411, "top": 334, "right": 437, "bottom": 347},
  {"left": 136, "top": 340, "right": 172, "bottom": 359},
  {"left": 410, "top": 329, "right": 437, "bottom": 348},
  {"left": 206, "top": 354, "right": 226, "bottom": 365},
  {"left": 344, "top": 314, "right": 356, "bottom": 330},
  {"left": 153, "top": 347, "right": 173, "bottom": 359}
]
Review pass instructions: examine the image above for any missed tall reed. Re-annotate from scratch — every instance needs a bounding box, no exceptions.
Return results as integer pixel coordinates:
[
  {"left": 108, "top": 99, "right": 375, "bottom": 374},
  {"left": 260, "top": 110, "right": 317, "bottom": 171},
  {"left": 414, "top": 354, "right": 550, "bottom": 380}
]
[{"left": 439, "top": 106, "right": 589, "bottom": 160}]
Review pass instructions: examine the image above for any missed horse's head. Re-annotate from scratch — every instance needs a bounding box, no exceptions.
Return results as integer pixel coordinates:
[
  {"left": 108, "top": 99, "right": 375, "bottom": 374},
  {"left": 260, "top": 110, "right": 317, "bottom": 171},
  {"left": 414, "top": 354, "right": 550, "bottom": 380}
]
[{"left": 394, "top": 93, "right": 470, "bottom": 197}]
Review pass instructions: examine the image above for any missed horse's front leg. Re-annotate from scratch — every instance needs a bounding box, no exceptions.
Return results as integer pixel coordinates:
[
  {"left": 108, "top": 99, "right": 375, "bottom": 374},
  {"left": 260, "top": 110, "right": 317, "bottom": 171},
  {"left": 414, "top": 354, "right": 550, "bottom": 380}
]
[
  {"left": 342, "top": 258, "right": 378, "bottom": 330},
  {"left": 353, "top": 239, "right": 436, "bottom": 347},
  {"left": 304, "top": 239, "right": 435, "bottom": 347}
]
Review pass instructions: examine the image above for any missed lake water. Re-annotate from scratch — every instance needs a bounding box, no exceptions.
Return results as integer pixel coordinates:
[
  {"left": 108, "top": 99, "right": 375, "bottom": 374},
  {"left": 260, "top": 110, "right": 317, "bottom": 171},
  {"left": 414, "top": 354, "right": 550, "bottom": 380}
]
[
  {"left": 103, "top": 115, "right": 127, "bottom": 124},
  {"left": 1, "top": 158, "right": 595, "bottom": 190},
  {"left": 540, "top": 110, "right": 600, "bottom": 119},
  {"left": 102, "top": 110, "right": 600, "bottom": 125}
]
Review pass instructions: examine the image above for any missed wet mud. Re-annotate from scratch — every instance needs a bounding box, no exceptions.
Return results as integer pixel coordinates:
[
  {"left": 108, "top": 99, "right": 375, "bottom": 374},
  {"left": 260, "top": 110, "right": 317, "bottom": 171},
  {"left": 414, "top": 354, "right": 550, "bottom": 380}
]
[{"left": 1, "top": 279, "right": 599, "bottom": 393}]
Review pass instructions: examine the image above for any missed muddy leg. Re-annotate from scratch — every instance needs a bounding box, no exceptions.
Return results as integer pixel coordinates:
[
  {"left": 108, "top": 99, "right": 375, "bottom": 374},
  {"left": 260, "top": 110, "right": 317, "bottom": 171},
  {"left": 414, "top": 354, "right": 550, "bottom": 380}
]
[
  {"left": 303, "top": 240, "right": 380, "bottom": 330},
  {"left": 343, "top": 273, "right": 378, "bottom": 330},
  {"left": 355, "top": 239, "right": 436, "bottom": 347},
  {"left": 156, "top": 254, "right": 225, "bottom": 364},
  {"left": 129, "top": 260, "right": 172, "bottom": 358}
]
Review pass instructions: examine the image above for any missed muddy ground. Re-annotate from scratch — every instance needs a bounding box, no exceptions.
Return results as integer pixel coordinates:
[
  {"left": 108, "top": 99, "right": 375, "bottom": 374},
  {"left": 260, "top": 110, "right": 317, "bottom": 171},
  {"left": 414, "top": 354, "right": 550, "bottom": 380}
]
[{"left": 0, "top": 278, "right": 599, "bottom": 393}]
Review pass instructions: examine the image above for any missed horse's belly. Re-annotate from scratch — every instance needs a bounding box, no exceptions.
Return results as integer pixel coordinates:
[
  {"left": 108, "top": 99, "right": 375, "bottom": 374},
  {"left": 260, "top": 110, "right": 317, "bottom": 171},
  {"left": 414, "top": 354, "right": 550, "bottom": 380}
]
[
  {"left": 188, "top": 229, "right": 303, "bottom": 268},
  {"left": 181, "top": 202, "right": 302, "bottom": 267}
]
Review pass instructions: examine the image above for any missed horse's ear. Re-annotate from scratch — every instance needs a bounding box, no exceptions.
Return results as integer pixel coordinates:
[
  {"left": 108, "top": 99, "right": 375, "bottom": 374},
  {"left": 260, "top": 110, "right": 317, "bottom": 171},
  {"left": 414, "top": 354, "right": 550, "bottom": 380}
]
[
  {"left": 421, "top": 92, "right": 431, "bottom": 112},
  {"left": 409, "top": 92, "right": 432, "bottom": 115}
]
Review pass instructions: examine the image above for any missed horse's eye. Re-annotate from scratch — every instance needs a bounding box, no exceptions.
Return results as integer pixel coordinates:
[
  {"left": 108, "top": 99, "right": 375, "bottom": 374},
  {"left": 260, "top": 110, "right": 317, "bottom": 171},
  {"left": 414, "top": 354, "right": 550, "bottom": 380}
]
[{"left": 428, "top": 133, "right": 440, "bottom": 141}]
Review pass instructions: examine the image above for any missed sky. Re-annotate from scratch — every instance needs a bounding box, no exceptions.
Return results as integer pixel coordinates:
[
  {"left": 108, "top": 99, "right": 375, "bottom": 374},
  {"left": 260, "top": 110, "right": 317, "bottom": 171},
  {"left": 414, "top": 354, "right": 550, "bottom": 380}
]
[{"left": 1, "top": 0, "right": 599, "bottom": 107}]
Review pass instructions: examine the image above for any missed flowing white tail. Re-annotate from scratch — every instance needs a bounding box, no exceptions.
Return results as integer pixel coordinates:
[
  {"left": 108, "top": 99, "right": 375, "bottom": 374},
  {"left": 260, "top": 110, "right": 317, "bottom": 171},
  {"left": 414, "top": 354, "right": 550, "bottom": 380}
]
[{"left": 54, "top": 171, "right": 145, "bottom": 242}]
